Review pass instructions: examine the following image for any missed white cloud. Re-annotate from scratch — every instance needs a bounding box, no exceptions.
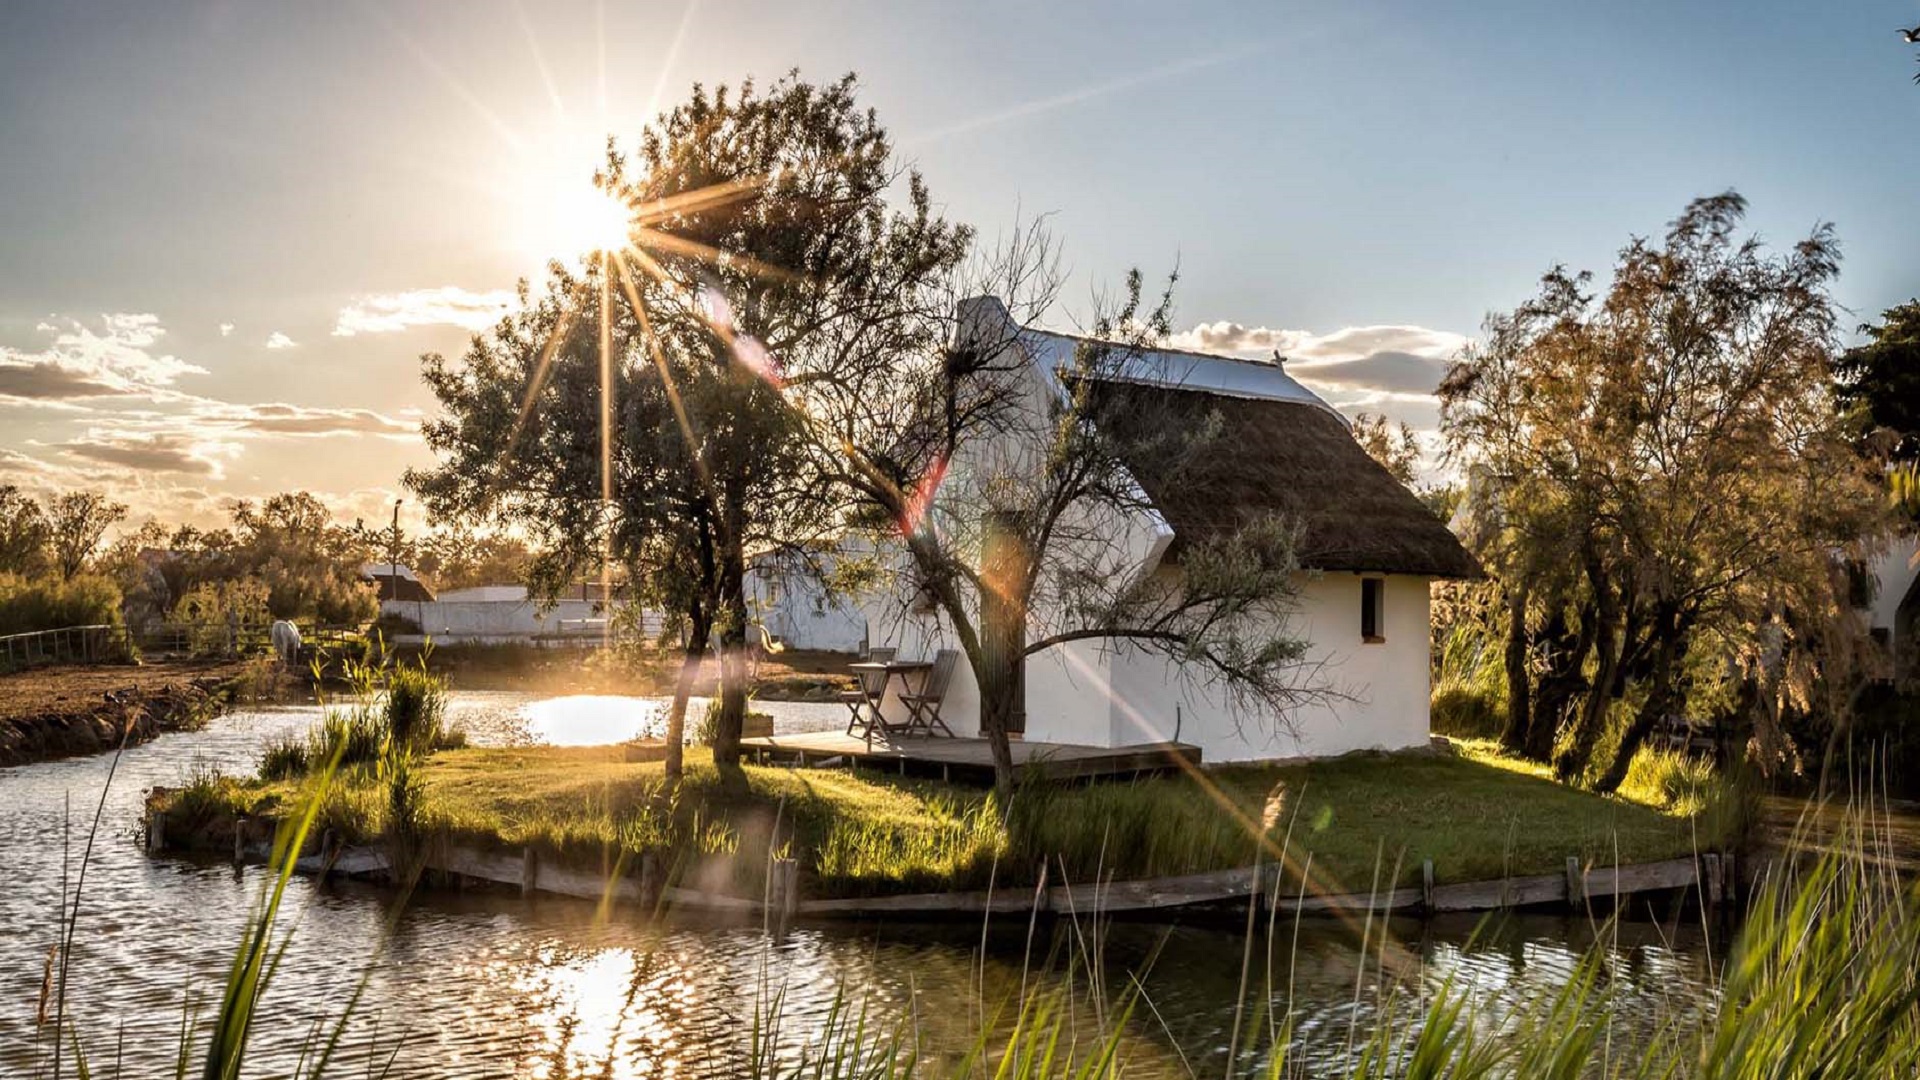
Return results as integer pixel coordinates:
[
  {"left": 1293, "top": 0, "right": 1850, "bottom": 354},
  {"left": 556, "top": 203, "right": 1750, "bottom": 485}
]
[
  {"left": 56, "top": 427, "right": 242, "bottom": 478},
  {"left": 1170, "top": 318, "right": 1473, "bottom": 476},
  {"left": 0, "top": 313, "right": 207, "bottom": 404},
  {"left": 218, "top": 322, "right": 235, "bottom": 337},
  {"left": 264, "top": 331, "right": 297, "bottom": 350},
  {"left": 332, "top": 285, "right": 517, "bottom": 337}
]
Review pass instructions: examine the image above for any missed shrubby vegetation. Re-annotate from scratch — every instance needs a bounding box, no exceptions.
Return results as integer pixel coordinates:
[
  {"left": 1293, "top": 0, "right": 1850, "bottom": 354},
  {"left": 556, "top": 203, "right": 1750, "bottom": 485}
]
[{"left": 0, "top": 573, "right": 123, "bottom": 637}]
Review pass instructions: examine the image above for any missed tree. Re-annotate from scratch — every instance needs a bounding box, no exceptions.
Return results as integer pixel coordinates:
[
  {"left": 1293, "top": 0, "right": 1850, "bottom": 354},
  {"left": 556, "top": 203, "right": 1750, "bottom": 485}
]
[
  {"left": 232, "top": 493, "right": 378, "bottom": 623},
  {"left": 412, "top": 73, "right": 972, "bottom": 776},
  {"left": 1835, "top": 300, "right": 1920, "bottom": 517},
  {"left": 1442, "top": 193, "right": 1888, "bottom": 791},
  {"left": 1351, "top": 413, "right": 1421, "bottom": 488},
  {"left": 46, "top": 492, "right": 126, "bottom": 581},
  {"left": 0, "top": 486, "right": 50, "bottom": 575},
  {"left": 814, "top": 267, "right": 1323, "bottom": 796}
]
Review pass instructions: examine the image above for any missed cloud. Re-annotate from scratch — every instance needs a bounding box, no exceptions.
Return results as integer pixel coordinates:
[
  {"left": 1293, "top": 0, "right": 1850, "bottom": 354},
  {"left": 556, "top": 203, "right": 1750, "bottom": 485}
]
[
  {"left": 218, "top": 322, "right": 235, "bottom": 337},
  {"left": 264, "top": 331, "right": 297, "bottom": 350},
  {"left": 332, "top": 286, "right": 517, "bottom": 337},
  {"left": 57, "top": 428, "right": 240, "bottom": 477},
  {"left": 0, "top": 313, "right": 206, "bottom": 405},
  {"left": 1170, "top": 319, "right": 1468, "bottom": 402},
  {"left": 192, "top": 402, "right": 417, "bottom": 438}
]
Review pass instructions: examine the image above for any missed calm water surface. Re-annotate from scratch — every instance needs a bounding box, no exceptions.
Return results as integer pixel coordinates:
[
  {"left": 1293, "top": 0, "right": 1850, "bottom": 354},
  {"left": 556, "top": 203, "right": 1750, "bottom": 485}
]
[{"left": 0, "top": 694, "right": 1721, "bottom": 1077}]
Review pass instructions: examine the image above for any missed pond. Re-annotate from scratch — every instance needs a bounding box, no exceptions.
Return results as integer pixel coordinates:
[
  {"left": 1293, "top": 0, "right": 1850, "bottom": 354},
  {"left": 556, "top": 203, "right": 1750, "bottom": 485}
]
[{"left": 0, "top": 693, "right": 1721, "bottom": 1077}]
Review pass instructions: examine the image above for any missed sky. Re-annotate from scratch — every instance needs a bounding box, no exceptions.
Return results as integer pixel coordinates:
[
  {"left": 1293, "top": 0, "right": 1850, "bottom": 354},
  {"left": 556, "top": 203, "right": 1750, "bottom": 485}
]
[{"left": 3, "top": 0, "right": 1919, "bottom": 529}]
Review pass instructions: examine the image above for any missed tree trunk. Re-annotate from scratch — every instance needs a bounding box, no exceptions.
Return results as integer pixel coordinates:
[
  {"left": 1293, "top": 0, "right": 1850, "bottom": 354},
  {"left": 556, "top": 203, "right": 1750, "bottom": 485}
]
[
  {"left": 711, "top": 541, "right": 750, "bottom": 767},
  {"left": 1499, "top": 587, "right": 1535, "bottom": 759},
  {"left": 1593, "top": 625, "right": 1691, "bottom": 795},
  {"left": 1554, "top": 606, "right": 1621, "bottom": 783},
  {"left": 978, "top": 510, "right": 1030, "bottom": 798},
  {"left": 662, "top": 611, "right": 710, "bottom": 786},
  {"left": 1531, "top": 610, "right": 1591, "bottom": 768}
]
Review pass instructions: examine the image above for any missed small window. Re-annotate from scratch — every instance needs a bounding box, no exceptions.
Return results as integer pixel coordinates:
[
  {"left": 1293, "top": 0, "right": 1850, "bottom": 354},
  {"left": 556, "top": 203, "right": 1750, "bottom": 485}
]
[{"left": 1361, "top": 578, "right": 1385, "bottom": 643}]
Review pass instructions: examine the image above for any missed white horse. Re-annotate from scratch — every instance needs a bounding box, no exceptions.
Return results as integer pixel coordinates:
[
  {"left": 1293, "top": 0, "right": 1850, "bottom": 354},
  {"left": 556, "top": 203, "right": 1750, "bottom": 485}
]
[{"left": 269, "top": 620, "right": 302, "bottom": 666}]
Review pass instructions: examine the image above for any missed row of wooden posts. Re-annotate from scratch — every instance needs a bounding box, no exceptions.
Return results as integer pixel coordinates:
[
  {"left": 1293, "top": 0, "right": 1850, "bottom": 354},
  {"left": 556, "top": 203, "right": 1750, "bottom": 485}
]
[{"left": 147, "top": 808, "right": 1734, "bottom": 933}]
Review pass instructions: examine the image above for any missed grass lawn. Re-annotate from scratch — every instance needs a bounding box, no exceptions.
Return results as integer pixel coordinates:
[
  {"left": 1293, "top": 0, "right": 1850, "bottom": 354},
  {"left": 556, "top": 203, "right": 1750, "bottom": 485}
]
[{"left": 165, "top": 737, "right": 1739, "bottom": 901}]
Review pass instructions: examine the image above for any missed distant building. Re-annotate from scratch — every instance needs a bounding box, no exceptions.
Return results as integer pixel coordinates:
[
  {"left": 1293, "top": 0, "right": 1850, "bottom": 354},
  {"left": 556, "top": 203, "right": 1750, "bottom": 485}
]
[
  {"left": 359, "top": 562, "right": 435, "bottom": 604},
  {"left": 748, "top": 550, "right": 868, "bottom": 654},
  {"left": 385, "top": 580, "right": 660, "bottom": 645},
  {"left": 1863, "top": 533, "right": 1920, "bottom": 685}
]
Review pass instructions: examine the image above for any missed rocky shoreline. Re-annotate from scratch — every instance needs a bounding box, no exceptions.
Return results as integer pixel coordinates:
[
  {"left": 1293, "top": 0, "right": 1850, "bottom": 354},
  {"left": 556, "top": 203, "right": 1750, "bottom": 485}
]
[{"left": 0, "top": 665, "right": 260, "bottom": 767}]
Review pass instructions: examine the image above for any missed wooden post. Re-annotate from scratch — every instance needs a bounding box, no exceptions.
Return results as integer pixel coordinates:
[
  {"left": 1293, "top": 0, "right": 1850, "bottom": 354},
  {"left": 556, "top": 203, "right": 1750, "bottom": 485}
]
[
  {"left": 1421, "top": 860, "right": 1435, "bottom": 912},
  {"left": 639, "top": 853, "right": 660, "bottom": 913},
  {"left": 1702, "top": 853, "right": 1722, "bottom": 914},
  {"left": 318, "top": 830, "right": 335, "bottom": 886},
  {"left": 769, "top": 857, "right": 799, "bottom": 939},
  {"left": 232, "top": 817, "right": 246, "bottom": 864},
  {"left": 1565, "top": 856, "right": 1583, "bottom": 911},
  {"left": 147, "top": 811, "right": 167, "bottom": 854},
  {"left": 521, "top": 847, "right": 538, "bottom": 898}
]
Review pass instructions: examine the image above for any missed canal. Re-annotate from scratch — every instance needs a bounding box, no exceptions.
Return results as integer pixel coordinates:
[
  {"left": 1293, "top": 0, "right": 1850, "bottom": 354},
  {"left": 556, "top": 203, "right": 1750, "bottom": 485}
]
[{"left": 1, "top": 694, "right": 1720, "bottom": 1077}]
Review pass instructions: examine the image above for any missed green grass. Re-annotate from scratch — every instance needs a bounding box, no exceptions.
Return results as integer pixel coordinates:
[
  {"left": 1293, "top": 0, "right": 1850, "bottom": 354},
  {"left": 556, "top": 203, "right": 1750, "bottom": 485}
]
[{"left": 162, "top": 739, "right": 1736, "bottom": 901}]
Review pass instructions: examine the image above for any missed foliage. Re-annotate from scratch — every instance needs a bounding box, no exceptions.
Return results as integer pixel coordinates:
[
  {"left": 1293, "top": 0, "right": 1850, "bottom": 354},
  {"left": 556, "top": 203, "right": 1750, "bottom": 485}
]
[
  {"left": 0, "top": 484, "right": 51, "bottom": 575},
  {"left": 1441, "top": 192, "right": 1889, "bottom": 792},
  {"left": 1835, "top": 299, "right": 1920, "bottom": 518},
  {"left": 1350, "top": 412, "right": 1422, "bottom": 488},
  {"left": 0, "top": 572, "right": 123, "bottom": 636},
  {"left": 411, "top": 73, "right": 972, "bottom": 774},
  {"left": 45, "top": 491, "right": 126, "bottom": 581}
]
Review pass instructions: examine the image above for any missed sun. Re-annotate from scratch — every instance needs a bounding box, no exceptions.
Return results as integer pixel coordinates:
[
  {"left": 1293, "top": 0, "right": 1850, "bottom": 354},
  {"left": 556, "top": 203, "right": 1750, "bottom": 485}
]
[
  {"left": 508, "top": 145, "right": 634, "bottom": 265},
  {"left": 540, "top": 182, "right": 632, "bottom": 261}
]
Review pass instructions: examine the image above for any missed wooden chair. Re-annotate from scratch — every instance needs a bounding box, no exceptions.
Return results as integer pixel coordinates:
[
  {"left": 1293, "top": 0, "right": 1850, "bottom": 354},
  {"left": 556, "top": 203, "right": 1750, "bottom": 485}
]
[
  {"left": 841, "top": 647, "right": 895, "bottom": 738},
  {"left": 899, "top": 649, "right": 960, "bottom": 737}
]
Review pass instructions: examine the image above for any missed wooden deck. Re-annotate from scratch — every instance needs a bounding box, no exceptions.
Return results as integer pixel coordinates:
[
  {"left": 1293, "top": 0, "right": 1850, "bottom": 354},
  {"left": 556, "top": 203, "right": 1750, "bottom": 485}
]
[{"left": 739, "top": 731, "right": 1201, "bottom": 783}]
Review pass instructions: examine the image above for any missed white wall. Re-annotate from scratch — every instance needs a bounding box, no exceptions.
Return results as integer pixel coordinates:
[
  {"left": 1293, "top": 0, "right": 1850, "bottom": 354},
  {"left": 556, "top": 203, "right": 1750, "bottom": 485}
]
[
  {"left": 1866, "top": 534, "right": 1920, "bottom": 651},
  {"left": 748, "top": 562, "right": 868, "bottom": 654},
  {"left": 387, "top": 596, "right": 656, "bottom": 644}
]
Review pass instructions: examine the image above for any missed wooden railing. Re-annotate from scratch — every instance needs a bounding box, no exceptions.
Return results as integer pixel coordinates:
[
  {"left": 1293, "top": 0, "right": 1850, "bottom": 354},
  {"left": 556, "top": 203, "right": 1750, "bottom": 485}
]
[{"left": 0, "top": 624, "right": 128, "bottom": 672}]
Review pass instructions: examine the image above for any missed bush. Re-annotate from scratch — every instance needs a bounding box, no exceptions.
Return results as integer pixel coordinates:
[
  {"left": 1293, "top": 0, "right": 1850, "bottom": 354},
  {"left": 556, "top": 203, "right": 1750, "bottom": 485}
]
[
  {"left": 0, "top": 572, "right": 123, "bottom": 636},
  {"left": 1430, "top": 683, "right": 1503, "bottom": 740},
  {"left": 259, "top": 732, "right": 310, "bottom": 780},
  {"left": 385, "top": 664, "right": 448, "bottom": 754}
]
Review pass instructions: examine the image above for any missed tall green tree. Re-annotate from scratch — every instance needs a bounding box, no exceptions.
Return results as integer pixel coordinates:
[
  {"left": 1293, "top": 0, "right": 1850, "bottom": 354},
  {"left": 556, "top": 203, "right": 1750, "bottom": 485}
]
[
  {"left": 1443, "top": 193, "right": 1887, "bottom": 791},
  {"left": 413, "top": 73, "right": 971, "bottom": 772},
  {"left": 1835, "top": 300, "right": 1920, "bottom": 517},
  {"left": 0, "top": 485, "right": 50, "bottom": 576},
  {"left": 46, "top": 491, "right": 126, "bottom": 582}
]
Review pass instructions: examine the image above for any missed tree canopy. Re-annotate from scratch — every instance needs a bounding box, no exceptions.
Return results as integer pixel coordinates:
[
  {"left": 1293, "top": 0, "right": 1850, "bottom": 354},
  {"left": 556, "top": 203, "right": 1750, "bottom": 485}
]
[{"left": 1441, "top": 192, "right": 1887, "bottom": 791}]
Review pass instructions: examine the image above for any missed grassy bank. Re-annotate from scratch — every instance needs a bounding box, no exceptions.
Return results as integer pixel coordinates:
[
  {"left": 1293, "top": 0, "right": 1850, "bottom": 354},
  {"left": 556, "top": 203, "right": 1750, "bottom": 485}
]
[{"left": 159, "top": 736, "right": 1742, "bottom": 902}]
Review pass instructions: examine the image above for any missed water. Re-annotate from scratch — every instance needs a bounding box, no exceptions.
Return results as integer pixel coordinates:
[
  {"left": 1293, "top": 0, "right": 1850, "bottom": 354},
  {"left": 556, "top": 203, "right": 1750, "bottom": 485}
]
[{"left": 0, "top": 694, "right": 1720, "bottom": 1077}]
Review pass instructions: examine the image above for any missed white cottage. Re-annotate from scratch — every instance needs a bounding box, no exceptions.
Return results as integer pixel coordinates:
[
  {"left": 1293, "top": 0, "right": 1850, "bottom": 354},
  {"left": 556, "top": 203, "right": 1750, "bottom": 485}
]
[{"left": 857, "top": 297, "right": 1480, "bottom": 763}]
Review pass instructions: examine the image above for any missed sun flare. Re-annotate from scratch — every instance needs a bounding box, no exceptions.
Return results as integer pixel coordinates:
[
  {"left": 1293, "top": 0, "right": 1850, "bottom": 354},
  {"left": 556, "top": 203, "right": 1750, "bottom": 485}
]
[{"left": 511, "top": 154, "right": 633, "bottom": 264}]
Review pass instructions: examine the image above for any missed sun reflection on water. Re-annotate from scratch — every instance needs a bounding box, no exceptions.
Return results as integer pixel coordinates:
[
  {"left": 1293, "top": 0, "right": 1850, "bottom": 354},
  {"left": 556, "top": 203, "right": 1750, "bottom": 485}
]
[{"left": 521, "top": 695, "right": 662, "bottom": 746}]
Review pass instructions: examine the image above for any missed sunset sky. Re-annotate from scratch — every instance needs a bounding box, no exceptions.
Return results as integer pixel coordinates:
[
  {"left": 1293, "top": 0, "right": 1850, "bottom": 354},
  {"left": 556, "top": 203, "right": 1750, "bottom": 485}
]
[{"left": 4, "top": 1, "right": 1919, "bottom": 529}]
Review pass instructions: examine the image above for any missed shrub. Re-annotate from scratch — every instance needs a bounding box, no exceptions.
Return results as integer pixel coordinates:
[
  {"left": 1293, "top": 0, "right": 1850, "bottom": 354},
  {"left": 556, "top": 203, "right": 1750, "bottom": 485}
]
[
  {"left": 258, "top": 732, "right": 310, "bottom": 780},
  {"left": 0, "top": 572, "right": 123, "bottom": 636},
  {"left": 385, "top": 663, "right": 449, "bottom": 754},
  {"left": 1430, "top": 682, "right": 1503, "bottom": 740}
]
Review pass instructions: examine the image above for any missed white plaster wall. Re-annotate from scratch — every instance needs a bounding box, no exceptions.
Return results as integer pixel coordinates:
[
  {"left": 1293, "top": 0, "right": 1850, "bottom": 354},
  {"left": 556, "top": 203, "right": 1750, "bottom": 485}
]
[
  {"left": 1866, "top": 533, "right": 1920, "bottom": 651},
  {"left": 391, "top": 598, "right": 648, "bottom": 643},
  {"left": 1021, "top": 638, "right": 1116, "bottom": 746},
  {"left": 1102, "top": 574, "right": 1434, "bottom": 760},
  {"left": 748, "top": 566, "right": 868, "bottom": 654}
]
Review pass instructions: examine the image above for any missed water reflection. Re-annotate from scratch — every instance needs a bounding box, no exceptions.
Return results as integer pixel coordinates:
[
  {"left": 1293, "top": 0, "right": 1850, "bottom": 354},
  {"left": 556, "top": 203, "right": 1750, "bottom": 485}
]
[
  {"left": 521, "top": 695, "right": 663, "bottom": 746},
  {"left": 0, "top": 699, "right": 1721, "bottom": 1077}
]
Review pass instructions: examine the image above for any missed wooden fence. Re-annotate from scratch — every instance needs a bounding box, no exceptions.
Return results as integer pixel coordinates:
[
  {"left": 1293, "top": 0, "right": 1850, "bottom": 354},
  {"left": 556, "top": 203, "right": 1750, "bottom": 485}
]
[{"left": 0, "top": 624, "right": 127, "bottom": 672}]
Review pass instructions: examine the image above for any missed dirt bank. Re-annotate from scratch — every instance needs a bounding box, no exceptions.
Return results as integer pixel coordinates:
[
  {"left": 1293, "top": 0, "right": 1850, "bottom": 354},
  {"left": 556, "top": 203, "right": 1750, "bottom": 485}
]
[{"left": 0, "top": 659, "right": 275, "bottom": 767}]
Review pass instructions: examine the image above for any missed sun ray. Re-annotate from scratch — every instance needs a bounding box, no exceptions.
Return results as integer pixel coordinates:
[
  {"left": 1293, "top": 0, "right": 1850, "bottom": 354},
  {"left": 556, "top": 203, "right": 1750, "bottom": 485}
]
[
  {"left": 612, "top": 251, "right": 724, "bottom": 535},
  {"left": 368, "top": 5, "right": 526, "bottom": 153},
  {"left": 598, "top": 261, "right": 614, "bottom": 647},
  {"left": 632, "top": 227, "right": 807, "bottom": 287},
  {"left": 645, "top": 0, "right": 701, "bottom": 123},
  {"left": 509, "top": 0, "right": 566, "bottom": 120},
  {"left": 505, "top": 285, "right": 587, "bottom": 456}
]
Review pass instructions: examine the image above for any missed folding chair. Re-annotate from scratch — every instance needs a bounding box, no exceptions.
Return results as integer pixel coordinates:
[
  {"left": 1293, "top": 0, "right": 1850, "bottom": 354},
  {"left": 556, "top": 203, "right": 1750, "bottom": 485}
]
[
  {"left": 841, "top": 647, "right": 895, "bottom": 738},
  {"left": 899, "top": 649, "right": 960, "bottom": 737}
]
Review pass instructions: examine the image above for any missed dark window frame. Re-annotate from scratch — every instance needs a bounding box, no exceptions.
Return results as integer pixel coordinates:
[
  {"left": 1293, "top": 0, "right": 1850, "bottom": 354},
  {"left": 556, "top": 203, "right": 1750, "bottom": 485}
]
[{"left": 1361, "top": 577, "right": 1385, "bottom": 643}]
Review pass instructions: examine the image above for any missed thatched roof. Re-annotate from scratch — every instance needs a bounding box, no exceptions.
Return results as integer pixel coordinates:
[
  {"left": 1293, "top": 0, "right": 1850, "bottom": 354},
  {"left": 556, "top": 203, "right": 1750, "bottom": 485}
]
[{"left": 1086, "top": 379, "right": 1481, "bottom": 579}]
